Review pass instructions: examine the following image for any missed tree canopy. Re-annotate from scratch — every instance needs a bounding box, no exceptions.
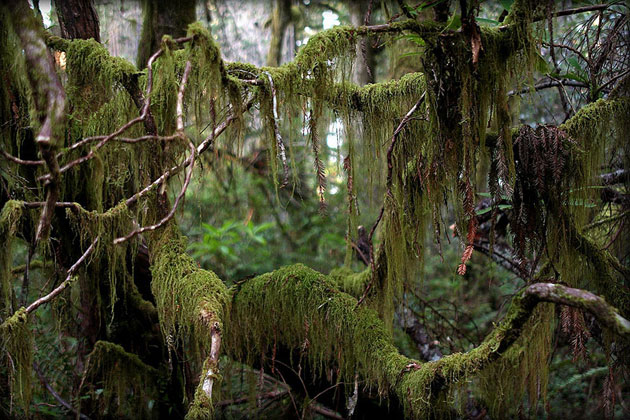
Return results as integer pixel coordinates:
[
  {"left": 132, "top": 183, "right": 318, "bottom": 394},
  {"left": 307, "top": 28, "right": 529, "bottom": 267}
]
[{"left": 1, "top": 0, "right": 629, "bottom": 418}]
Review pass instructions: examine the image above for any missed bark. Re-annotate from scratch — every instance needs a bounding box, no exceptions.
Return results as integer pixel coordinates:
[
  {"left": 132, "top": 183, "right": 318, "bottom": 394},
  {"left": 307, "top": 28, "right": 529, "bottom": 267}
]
[
  {"left": 53, "top": 0, "right": 100, "bottom": 41},
  {"left": 136, "top": 0, "right": 196, "bottom": 68},
  {"left": 349, "top": 0, "right": 375, "bottom": 85}
]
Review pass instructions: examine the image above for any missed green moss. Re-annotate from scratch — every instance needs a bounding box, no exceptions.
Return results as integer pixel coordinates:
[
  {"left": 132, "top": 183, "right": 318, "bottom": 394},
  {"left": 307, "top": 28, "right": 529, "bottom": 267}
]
[
  {"left": 80, "top": 340, "right": 160, "bottom": 418},
  {"left": 225, "top": 264, "right": 564, "bottom": 418},
  {"left": 0, "top": 307, "right": 33, "bottom": 413},
  {"left": 0, "top": 200, "right": 24, "bottom": 315},
  {"left": 150, "top": 225, "right": 230, "bottom": 364},
  {"left": 65, "top": 38, "right": 138, "bottom": 114},
  {"left": 328, "top": 267, "right": 370, "bottom": 297},
  {"left": 186, "top": 358, "right": 216, "bottom": 420}
]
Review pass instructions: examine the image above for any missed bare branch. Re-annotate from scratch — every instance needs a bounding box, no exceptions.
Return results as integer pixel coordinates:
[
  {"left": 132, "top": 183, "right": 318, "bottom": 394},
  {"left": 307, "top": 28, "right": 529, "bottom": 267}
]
[
  {"left": 201, "top": 322, "right": 222, "bottom": 399},
  {"left": 523, "top": 283, "right": 630, "bottom": 337},
  {"left": 25, "top": 237, "right": 98, "bottom": 315},
  {"left": 509, "top": 79, "right": 591, "bottom": 96},
  {"left": 33, "top": 362, "right": 91, "bottom": 420},
  {"left": 1, "top": 149, "right": 44, "bottom": 166}
]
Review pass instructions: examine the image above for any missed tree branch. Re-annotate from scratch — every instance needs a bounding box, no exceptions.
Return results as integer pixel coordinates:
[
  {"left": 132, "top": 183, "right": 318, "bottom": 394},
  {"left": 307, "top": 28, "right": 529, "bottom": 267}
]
[
  {"left": 25, "top": 237, "right": 98, "bottom": 315},
  {"left": 8, "top": 0, "right": 66, "bottom": 243},
  {"left": 228, "top": 265, "right": 630, "bottom": 417}
]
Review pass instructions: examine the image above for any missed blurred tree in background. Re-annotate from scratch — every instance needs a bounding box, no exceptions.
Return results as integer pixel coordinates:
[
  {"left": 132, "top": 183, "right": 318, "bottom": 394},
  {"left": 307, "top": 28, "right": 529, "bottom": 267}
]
[{"left": 1, "top": 0, "right": 629, "bottom": 419}]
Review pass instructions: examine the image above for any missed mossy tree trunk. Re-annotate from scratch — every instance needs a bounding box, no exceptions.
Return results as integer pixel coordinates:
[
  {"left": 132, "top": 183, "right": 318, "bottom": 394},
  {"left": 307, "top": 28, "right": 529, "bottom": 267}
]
[{"left": 266, "top": 0, "right": 292, "bottom": 67}]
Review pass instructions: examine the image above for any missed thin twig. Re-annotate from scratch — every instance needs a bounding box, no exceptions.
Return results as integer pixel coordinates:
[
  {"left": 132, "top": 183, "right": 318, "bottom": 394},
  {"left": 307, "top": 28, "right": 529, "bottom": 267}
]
[{"left": 33, "top": 362, "right": 91, "bottom": 420}]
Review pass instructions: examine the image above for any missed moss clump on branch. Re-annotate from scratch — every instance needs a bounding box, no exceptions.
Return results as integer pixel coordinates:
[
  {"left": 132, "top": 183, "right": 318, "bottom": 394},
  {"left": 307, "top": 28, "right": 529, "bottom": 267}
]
[
  {"left": 150, "top": 225, "right": 229, "bottom": 365},
  {"left": 226, "top": 264, "right": 565, "bottom": 418}
]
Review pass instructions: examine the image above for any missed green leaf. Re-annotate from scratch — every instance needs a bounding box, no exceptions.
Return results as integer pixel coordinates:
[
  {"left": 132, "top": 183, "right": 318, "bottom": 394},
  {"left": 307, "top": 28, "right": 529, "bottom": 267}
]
[
  {"left": 446, "top": 14, "right": 462, "bottom": 31},
  {"left": 476, "top": 17, "right": 500, "bottom": 26},
  {"left": 476, "top": 207, "right": 492, "bottom": 216},
  {"left": 567, "top": 57, "right": 583, "bottom": 73},
  {"left": 534, "top": 52, "right": 550, "bottom": 73},
  {"left": 499, "top": 0, "right": 514, "bottom": 11}
]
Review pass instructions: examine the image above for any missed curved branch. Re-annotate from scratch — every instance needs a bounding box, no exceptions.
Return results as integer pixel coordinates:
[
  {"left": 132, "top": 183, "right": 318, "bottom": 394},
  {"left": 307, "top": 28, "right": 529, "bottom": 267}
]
[
  {"left": 8, "top": 1, "right": 66, "bottom": 243},
  {"left": 227, "top": 265, "right": 630, "bottom": 418}
]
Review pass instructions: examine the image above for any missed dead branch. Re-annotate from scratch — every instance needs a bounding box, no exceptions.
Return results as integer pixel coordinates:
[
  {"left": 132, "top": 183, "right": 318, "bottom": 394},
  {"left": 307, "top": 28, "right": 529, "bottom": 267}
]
[{"left": 201, "top": 322, "right": 222, "bottom": 399}]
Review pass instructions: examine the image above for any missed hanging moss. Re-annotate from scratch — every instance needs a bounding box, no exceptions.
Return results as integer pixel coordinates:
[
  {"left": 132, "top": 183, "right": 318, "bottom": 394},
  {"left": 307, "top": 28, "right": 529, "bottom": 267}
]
[
  {"left": 476, "top": 304, "right": 554, "bottom": 417},
  {"left": 0, "top": 307, "right": 33, "bottom": 414},
  {"left": 225, "top": 264, "right": 571, "bottom": 418},
  {"left": 80, "top": 340, "right": 161, "bottom": 419},
  {"left": 65, "top": 201, "right": 135, "bottom": 323},
  {"left": 0, "top": 200, "right": 24, "bottom": 316}
]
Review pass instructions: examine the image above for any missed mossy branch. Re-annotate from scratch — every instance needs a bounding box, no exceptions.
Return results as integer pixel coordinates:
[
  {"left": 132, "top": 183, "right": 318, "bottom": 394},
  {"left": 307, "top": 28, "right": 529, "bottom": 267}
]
[
  {"left": 8, "top": 1, "right": 66, "bottom": 243},
  {"left": 226, "top": 264, "right": 630, "bottom": 418}
]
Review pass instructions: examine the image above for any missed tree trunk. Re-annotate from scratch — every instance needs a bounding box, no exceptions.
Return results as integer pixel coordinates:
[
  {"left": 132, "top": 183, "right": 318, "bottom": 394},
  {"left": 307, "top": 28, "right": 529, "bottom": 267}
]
[
  {"left": 266, "top": 0, "right": 292, "bottom": 67},
  {"left": 53, "top": 0, "right": 100, "bottom": 41},
  {"left": 136, "top": 0, "right": 196, "bottom": 68}
]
